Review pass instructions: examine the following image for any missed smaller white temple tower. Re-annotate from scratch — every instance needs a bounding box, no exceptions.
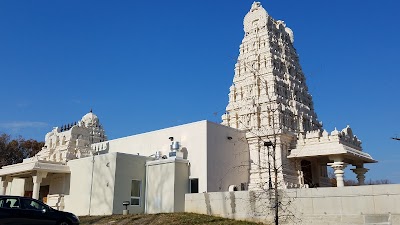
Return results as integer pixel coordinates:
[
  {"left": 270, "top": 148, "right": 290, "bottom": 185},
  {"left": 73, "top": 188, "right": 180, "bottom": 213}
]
[{"left": 36, "top": 110, "right": 108, "bottom": 162}]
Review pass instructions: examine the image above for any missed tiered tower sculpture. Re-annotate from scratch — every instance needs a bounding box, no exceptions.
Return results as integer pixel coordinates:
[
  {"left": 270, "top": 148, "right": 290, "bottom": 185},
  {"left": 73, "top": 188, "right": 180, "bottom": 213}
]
[{"left": 222, "top": 2, "right": 323, "bottom": 189}]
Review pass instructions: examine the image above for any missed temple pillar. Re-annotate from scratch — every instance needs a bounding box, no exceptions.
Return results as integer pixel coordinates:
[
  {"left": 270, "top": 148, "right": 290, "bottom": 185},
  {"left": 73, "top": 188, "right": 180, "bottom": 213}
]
[
  {"left": 0, "top": 177, "right": 12, "bottom": 195},
  {"left": 328, "top": 161, "right": 347, "bottom": 187},
  {"left": 32, "top": 171, "right": 47, "bottom": 200},
  {"left": 0, "top": 178, "right": 7, "bottom": 195},
  {"left": 351, "top": 165, "right": 368, "bottom": 185},
  {"left": 248, "top": 138, "right": 262, "bottom": 190}
]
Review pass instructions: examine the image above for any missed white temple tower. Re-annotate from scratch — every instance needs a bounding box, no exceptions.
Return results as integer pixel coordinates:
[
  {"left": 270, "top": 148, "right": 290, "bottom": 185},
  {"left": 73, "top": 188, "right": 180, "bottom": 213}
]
[
  {"left": 35, "top": 110, "right": 108, "bottom": 162},
  {"left": 222, "top": 2, "right": 376, "bottom": 189}
]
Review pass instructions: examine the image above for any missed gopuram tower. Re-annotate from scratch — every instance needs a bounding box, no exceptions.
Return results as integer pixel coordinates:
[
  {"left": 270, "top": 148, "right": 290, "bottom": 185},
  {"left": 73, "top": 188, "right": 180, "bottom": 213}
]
[{"left": 222, "top": 2, "right": 376, "bottom": 190}]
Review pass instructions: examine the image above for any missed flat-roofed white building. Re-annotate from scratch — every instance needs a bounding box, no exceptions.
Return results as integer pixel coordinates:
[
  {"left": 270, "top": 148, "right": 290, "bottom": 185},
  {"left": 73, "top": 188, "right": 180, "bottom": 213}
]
[{"left": 0, "top": 112, "right": 250, "bottom": 216}]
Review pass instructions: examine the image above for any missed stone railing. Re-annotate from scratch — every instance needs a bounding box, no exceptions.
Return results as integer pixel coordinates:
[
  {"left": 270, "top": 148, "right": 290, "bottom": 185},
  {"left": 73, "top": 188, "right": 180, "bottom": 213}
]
[{"left": 91, "top": 142, "right": 109, "bottom": 153}]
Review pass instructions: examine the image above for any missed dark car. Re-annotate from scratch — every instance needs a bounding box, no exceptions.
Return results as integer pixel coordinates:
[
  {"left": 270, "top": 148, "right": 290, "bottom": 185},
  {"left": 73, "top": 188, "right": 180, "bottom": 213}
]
[{"left": 0, "top": 195, "right": 79, "bottom": 225}]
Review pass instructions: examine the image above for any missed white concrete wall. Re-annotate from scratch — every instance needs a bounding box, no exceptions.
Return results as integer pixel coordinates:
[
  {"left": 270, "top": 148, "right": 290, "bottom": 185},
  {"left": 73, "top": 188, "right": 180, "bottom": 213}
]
[
  {"left": 113, "top": 153, "right": 149, "bottom": 214},
  {"left": 146, "top": 160, "right": 176, "bottom": 214},
  {"left": 206, "top": 122, "right": 249, "bottom": 192},
  {"left": 64, "top": 153, "right": 117, "bottom": 216},
  {"left": 63, "top": 157, "right": 92, "bottom": 215},
  {"left": 106, "top": 120, "right": 248, "bottom": 193},
  {"left": 107, "top": 121, "right": 208, "bottom": 192},
  {"left": 185, "top": 184, "right": 400, "bottom": 225},
  {"left": 174, "top": 160, "right": 189, "bottom": 212},
  {"left": 145, "top": 159, "right": 189, "bottom": 214}
]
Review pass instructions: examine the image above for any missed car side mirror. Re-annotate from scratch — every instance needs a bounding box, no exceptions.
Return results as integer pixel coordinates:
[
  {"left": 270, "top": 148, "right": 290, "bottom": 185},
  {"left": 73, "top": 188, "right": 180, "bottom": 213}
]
[{"left": 42, "top": 208, "right": 47, "bottom": 213}]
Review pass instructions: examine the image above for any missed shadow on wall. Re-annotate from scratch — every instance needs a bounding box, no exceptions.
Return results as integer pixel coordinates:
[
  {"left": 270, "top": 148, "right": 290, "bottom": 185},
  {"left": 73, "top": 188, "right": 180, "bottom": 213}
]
[{"left": 64, "top": 174, "right": 71, "bottom": 195}]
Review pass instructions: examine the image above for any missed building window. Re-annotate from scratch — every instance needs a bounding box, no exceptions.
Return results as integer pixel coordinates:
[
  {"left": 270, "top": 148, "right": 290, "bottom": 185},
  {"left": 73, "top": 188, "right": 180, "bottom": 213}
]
[
  {"left": 130, "top": 180, "right": 141, "bottom": 206},
  {"left": 190, "top": 178, "right": 199, "bottom": 193},
  {"left": 0, "top": 197, "right": 19, "bottom": 208}
]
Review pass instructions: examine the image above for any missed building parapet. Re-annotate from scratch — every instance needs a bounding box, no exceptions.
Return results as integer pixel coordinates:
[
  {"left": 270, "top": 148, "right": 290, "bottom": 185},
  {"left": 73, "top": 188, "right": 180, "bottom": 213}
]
[{"left": 298, "top": 125, "right": 362, "bottom": 151}]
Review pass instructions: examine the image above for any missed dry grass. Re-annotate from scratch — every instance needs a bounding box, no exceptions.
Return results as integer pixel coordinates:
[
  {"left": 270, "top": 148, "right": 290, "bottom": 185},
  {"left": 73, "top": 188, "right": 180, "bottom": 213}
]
[{"left": 79, "top": 212, "right": 266, "bottom": 225}]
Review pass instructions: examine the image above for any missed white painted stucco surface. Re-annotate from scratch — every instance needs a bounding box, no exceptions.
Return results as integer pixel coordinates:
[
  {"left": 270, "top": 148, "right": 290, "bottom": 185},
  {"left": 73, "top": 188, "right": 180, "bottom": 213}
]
[
  {"left": 64, "top": 153, "right": 117, "bottom": 216},
  {"left": 106, "top": 120, "right": 249, "bottom": 193},
  {"left": 206, "top": 122, "right": 249, "bottom": 192},
  {"left": 145, "top": 159, "right": 189, "bottom": 214},
  {"left": 185, "top": 184, "right": 400, "bottom": 225},
  {"left": 63, "top": 152, "right": 149, "bottom": 216},
  {"left": 113, "top": 153, "right": 148, "bottom": 214}
]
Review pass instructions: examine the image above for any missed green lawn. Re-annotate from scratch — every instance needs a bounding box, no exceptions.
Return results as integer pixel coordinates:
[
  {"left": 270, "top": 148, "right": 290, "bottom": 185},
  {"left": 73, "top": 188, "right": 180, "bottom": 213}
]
[{"left": 79, "top": 212, "right": 266, "bottom": 225}]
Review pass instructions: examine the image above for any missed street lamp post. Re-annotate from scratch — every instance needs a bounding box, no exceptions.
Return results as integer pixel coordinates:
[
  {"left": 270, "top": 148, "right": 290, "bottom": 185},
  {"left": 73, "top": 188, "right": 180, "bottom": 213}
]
[
  {"left": 264, "top": 140, "right": 279, "bottom": 225},
  {"left": 264, "top": 141, "right": 273, "bottom": 189}
]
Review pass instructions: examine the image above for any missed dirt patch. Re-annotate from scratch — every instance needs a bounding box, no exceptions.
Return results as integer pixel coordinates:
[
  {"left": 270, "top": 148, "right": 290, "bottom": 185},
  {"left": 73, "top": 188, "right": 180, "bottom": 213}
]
[{"left": 79, "top": 212, "right": 266, "bottom": 225}]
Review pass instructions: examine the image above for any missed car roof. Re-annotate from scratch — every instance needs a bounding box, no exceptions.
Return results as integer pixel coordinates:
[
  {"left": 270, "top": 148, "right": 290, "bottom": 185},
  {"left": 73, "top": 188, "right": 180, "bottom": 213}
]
[{"left": 0, "top": 195, "right": 35, "bottom": 199}]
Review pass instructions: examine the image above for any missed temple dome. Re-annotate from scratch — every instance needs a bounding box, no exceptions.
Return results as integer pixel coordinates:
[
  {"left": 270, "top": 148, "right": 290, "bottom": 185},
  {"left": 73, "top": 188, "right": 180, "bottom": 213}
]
[{"left": 81, "top": 110, "right": 99, "bottom": 127}]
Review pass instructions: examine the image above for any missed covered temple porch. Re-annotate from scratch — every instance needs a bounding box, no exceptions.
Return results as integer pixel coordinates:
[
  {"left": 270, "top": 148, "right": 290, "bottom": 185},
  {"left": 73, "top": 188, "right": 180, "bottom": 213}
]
[
  {"left": 290, "top": 153, "right": 376, "bottom": 187},
  {"left": 288, "top": 127, "right": 377, "bottom": 187},
  {"left": 0, "top": 159, "right": 70, "bottom": 206}
]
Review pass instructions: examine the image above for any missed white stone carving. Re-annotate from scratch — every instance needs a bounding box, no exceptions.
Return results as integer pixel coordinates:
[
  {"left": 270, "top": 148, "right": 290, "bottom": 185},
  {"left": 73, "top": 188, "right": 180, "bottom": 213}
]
[
  {"left": 34, "top": 110, "right": 108, "bottom": 163},
  {"left": 222, "top": 2, "right": 376, "bottom": 189}
]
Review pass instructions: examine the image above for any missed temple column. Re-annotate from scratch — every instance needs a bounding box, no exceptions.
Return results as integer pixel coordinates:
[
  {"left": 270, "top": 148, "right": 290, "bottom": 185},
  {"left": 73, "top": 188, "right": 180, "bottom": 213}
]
[
  {"left": 248, "top": 138, "right": 263, "bottom": 190},
  {"left": 351, "top": 165, "right": 368, "bottom": 185},
  {"left": 328, "top": 161, "right": 347, "bottom": 187},
  {"left": 0, "top": 177, "right": 12, "bottom": 195},
  {"left": 32, "top": 171, "right": 47, "bottom": 200}
]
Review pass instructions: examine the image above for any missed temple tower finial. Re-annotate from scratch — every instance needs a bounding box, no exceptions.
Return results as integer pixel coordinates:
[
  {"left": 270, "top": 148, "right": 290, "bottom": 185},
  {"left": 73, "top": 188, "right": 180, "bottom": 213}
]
[{"left": 251, "top": 2, "right": 261, "bottom": 11}]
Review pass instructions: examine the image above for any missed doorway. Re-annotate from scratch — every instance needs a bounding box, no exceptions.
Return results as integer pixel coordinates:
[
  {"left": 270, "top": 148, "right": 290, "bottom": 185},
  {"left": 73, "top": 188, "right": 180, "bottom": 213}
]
[
  {"left": 301, "top": 160, "right": 313, "bottom": 187},
  {"left": 39, "top": 185, "right": 49, "bottom": 203}
]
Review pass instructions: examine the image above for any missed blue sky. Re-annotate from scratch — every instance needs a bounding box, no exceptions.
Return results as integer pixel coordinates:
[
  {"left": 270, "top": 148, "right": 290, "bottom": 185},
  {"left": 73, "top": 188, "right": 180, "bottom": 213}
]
[{"left": 0, "top": 1, "right": 399, "bottom": 183}]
